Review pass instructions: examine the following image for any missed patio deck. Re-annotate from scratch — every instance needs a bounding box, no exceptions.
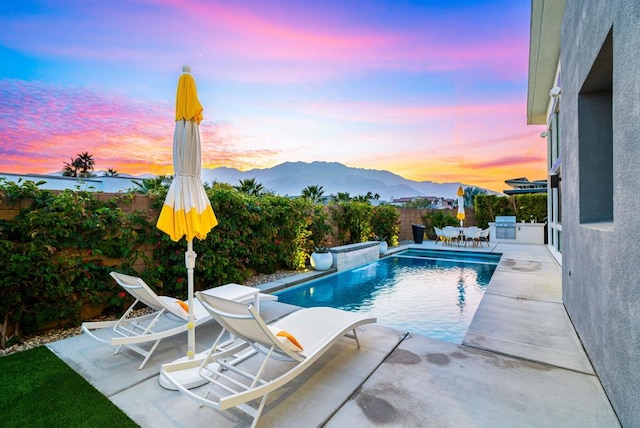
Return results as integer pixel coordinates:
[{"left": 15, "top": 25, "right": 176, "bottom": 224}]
[{"left": 48, "top": 242, "right": 620, "bottom": 427}]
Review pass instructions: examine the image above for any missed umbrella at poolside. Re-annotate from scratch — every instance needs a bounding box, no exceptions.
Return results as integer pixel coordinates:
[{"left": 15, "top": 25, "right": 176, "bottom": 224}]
[
  {"left": 456, "top": 185, "right": 465, "bottom": 227},
  {"left": 156, "top": 66, "right": 218, "bottom": 365}
]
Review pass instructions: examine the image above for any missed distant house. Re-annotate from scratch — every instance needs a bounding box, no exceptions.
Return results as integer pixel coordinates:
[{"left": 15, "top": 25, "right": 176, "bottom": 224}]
[
  {"left": 0, "top": 172, "right": 142, "bottom": 193},
  {"left": 390, "top": 196, "right": 419, "bottom": 206},
  {"left": 528, "top": 0, "right": 639, "bottom": 424},
  {"left": 436, "top": 198, "right": 455, "bottom": 209},
  {"left": 391, "top": 196, "right": 455, "bottom": 209},
  {"left": 503, "top": 177, "right": 547, "bottom": 195}
]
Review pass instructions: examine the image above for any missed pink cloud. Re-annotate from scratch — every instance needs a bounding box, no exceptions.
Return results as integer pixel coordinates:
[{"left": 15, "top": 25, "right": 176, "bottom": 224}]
[{"left": 0, "top": 80, "right": 280, "bottom": 175}]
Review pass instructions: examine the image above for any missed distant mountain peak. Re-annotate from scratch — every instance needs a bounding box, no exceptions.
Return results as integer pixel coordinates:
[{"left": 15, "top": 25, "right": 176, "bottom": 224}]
[{"left": 200, "top": 161, "right": 488, "bottom": 200}]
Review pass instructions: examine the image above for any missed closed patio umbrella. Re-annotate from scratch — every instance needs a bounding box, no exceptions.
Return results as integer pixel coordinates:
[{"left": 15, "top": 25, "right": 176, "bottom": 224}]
[
  {"left": 157, "top": 66, "right": 218, "bottom": 364},
  {"left": 457, "top": 185, "right": 465, "bottom": 227}
]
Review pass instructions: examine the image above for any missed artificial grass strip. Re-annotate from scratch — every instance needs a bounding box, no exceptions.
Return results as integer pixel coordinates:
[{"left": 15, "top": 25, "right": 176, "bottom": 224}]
[{"left": 0, "top": 346, "right": 138, "bottom": 427}]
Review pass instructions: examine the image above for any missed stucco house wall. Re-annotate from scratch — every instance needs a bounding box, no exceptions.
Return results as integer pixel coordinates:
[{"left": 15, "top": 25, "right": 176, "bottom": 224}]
[
  {"left": 0, "top": 172, "right": 141, "bottom": 193},
  {"left": 560, "top": 1, "right": 640, "bottom": 424}
]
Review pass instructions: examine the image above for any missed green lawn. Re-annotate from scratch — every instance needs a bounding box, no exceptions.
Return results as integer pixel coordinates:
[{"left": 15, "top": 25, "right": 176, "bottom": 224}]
[{"left": 0, "top": 346, "right": 138, "bottom": 427}]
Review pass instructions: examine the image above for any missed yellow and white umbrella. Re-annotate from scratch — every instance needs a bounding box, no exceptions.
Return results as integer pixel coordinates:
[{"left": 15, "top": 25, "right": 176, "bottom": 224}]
[
  {"left": 456, "top": 185, "right": 465, "bottom": 227},
  {"left": 157, "top": 66, "right": 218, "bottom": 361}
]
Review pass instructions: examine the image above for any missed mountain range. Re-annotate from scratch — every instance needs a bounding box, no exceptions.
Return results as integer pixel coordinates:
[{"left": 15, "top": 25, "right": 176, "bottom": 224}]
[{"left": 200, "top": 161, "right": 491, "bottom": 200}]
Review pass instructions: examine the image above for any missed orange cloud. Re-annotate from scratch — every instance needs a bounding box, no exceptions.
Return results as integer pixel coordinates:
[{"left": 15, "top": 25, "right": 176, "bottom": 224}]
[{"left": 0, "top": 80, "right": 281, "bottom": 175}]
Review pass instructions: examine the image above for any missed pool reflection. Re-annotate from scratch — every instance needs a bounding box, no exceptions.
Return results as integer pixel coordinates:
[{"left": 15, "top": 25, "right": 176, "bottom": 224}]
[{"left": 276, "top": 252, "right": 499, "bottom": 344}]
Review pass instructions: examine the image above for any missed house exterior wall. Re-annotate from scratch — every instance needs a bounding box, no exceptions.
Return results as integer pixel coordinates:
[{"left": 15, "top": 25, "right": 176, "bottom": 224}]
[
  {"left": 560, "top": 0, "right": 640, "bottom": 424},
  {"left": 0, "top": 172, "right": 141, "bottom": 193}
]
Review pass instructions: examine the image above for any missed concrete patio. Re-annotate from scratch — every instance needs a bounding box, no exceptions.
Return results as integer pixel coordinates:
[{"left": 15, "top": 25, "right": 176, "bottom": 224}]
[{"left": 48, "top": 242, "right": 620, "bottom": 427}]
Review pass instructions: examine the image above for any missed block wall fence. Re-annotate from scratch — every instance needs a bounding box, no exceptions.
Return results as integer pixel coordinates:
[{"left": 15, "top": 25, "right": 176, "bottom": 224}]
[{"left": 0, "top": 192, "right": 477, "bottom": 252}]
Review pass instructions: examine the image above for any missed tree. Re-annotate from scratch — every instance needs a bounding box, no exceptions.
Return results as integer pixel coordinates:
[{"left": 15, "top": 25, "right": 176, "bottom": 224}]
[
  {"left": 332, "top": 192, "right": 351, "bottom": 203},
  {"left": 463, "top": 186, "right": 488, "bottom": 208},
  {"left": 62, "top": 159, "right": 78, "bottom": 177},
  {"left": 76, "top": 152, "right": 95, "bottom": 178},
  {"left": 61, "top": 152, "right": 96, "bottom": 178},
  {"left": 301, "top": 185, "right": 325, "bottom": 203},
  {"left": 352, "top": 194, "right": 371, "bottom": 203},
  {"left": 131, "top": 175, "right": 172, "bottom": 193},
  {"left": 105, "top": 168, "right": 119, "bottom": 177},
  {"left": 234, "top": 178, "right": 265, "bottom": 196}
]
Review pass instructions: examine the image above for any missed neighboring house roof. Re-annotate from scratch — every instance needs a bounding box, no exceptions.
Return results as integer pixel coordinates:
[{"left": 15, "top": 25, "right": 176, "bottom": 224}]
[
  {"left": 391, "top": 197, "right": 417, "bottom": 203},
  {"left": 390, "top": 196, "right": 455, "bottom": 207},
  {"left": 504, "top": 188, "right": 548, "bottom": 195},
  {"left": 503, "top": 177, "right": 547, "bottom": 195}
]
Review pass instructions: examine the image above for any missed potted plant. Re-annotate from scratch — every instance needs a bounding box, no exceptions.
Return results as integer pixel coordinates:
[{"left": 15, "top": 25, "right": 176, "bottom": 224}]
[{"left": 310, "top": 246, "right": 333, "bottom": 271}]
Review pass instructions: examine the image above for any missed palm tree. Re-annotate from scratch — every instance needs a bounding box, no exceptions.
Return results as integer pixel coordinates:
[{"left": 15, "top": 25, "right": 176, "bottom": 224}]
[
  {"left": 352, "top": 194, "right": 371, "bottom": 203},
  {"left": 105, "top": 168, "right": 119, "bottom": 177},
  {"left": 234, "top": 178, "right": 265, "bottom": 196},
  {"left": 62, "top": 152, "right": 96, "bottom": 178},
  {"left": 76, "top": 152, "right": 95, "bottom": 178},
  {"left": 301, "top": 185, "right": 325, "bottom": 203},
  {"left": 62, "top": 159, "right": 78, "bottom": 177},
  {"left": 131, "top": 175, "right": 172, "bottom": 193},
  {"left": 332, "top": 192, "right": 351, "bottom": 202}
]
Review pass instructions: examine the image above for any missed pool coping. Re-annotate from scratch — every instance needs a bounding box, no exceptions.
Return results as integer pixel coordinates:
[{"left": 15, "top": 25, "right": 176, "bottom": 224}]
[{"left": 255, "top": 268, "right": 337, "bottom": 294}]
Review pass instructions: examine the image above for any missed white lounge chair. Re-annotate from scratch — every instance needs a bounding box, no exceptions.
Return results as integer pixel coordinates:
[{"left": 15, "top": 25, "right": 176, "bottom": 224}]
[
  {"left": 81, "top": 272, "right": 214, "bottom": 369},
  {"left": 82, "top": 272, "right": 276, "bottom": 369},
  {"left": 161, "top": 292, "right": 376, "bottom": 427}
]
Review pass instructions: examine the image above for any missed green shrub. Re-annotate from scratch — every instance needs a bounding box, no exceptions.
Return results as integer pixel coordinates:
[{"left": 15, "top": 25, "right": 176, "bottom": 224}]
[
  {"left": 513, "top": 194, "right": 547, "bottom": 224},
  {"left": 0, "top": 182, "right": 151, "bottom": 345},
  {"left": 475, "top": 194, "right": 547, "bottom": 228},
  {"left": 306, "top": 205, "right": 332, "bottom": 250},
  {"left": 421, "top": 210, "right": 459, "bottom": 239},
  {"left": 147, "top": 186, "right": 315, "bottom": 296},
  {"left": 330, "top": 201, "right": 373, "bottom": 244},
  {"left": 371, "top": 205, "right": 400, "bottom": 246}
]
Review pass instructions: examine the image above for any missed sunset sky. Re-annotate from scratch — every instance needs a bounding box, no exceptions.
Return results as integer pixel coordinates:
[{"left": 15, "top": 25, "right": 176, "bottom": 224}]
[{"left": 0, "top": 0, "right": 545, "bottom": 192}]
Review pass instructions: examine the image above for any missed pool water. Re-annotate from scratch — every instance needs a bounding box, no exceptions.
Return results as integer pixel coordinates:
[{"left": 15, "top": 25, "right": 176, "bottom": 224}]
[{"left": 275, "top": 249, "right": 500, "bottom": 344}]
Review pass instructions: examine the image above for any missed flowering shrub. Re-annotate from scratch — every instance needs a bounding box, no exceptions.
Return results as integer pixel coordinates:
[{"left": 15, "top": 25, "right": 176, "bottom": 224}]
[
  {"left": 0, "top": 180, "right": 152, "bottom": 346},
  {"left": 0, "top": 179, "right": 400, "bottom": 345}
]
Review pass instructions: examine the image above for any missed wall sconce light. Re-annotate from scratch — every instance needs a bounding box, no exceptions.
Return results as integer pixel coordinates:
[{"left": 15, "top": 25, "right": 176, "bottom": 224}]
[
  {"left": 540, "top": 131, "right": 548, "bottom": 138},
  {"left": 550, "top": 86, "right": 561, "bottom": 98}
]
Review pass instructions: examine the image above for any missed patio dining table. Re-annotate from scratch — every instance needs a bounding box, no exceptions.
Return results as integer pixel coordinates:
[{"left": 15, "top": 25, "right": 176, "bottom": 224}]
[{"left": 445, "top": 227, "right": 480, "bottom": 247}]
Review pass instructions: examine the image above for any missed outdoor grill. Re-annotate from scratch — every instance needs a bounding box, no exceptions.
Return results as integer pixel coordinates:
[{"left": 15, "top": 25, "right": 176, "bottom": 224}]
[{"left": 495, "top": 215, "right": 517, "bottom": 239}]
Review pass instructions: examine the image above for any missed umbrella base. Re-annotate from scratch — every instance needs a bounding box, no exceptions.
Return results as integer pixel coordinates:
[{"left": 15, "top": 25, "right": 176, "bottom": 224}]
[
  {"left": 159, "top": 353, "right": 210, "bottom": 390},
  {"left": 159, "top": 339, "right": 257, "bottom": 390}
]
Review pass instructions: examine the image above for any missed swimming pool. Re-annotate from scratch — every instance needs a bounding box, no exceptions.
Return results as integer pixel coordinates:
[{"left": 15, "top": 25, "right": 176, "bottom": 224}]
[{"left": 275, "top": 249, "right": 501, "bottom": 344}]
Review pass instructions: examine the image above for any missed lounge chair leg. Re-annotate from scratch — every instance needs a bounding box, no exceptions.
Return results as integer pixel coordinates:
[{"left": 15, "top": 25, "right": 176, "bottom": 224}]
[
  {"left": 345, "top": 328, "right": 361, "bottom": 347},
  {"left": 139, "top": 339, "right": 161, "bottom": 369},
  {"left": 251, "top": 393, "right": 270, "bottom": 428}
]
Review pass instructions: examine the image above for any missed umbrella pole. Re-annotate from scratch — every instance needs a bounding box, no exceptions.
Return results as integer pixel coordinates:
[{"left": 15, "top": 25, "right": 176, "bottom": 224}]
[
  {"left": 158, "top": 238, "right": 205, "bottom": 390},
  {"left": 185, "top": 239, "right": 196, "bottom": 359}
]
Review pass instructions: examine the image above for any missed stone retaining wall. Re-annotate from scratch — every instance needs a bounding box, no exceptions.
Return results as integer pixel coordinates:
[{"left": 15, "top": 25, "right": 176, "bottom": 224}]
[{"left": 329, "top": 242, "right": 380, "bottom": 271}]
